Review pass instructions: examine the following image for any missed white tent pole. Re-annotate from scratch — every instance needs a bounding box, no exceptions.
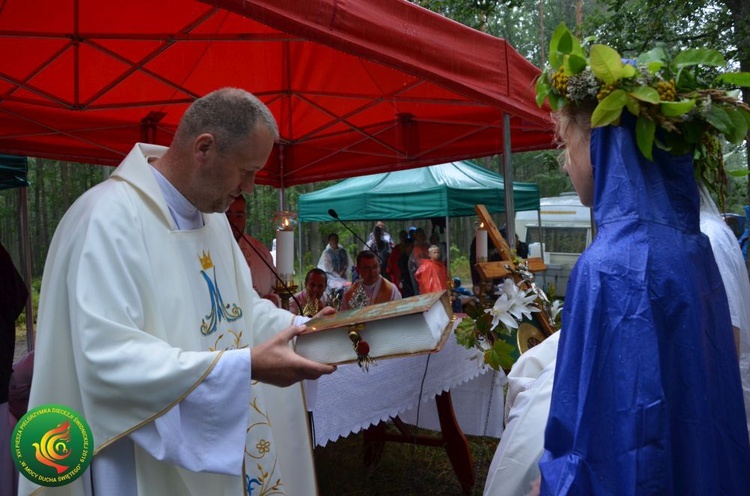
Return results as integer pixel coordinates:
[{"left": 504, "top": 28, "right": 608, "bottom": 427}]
[
  {"left": 277, "top": 143, "right": 286, "bottom": 210},
  {"left": 297, "top": 228, "right": 302, "bottom": 288}
]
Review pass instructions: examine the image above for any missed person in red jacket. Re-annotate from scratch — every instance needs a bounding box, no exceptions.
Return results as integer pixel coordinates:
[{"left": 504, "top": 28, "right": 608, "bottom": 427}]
[{"left": 414, "top": 245, "right": 447, "bottom": 294}]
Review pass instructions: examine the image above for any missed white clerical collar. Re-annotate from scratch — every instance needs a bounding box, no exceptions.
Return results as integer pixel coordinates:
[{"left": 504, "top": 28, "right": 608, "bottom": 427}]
[
  {"left": 361, "top": 278, "right": 381, "bottom": 297},
  {"left": 149, "top": 161, "right": 203, "bottom": 231}
]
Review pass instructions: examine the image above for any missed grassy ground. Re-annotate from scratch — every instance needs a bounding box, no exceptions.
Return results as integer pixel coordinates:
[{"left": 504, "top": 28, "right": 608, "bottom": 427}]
[
  {"left": 14, "top": 325, "right": 29, "bottom": 362},
  {"left": 314, "top": 428, "right": 498, "bottom": 496}
]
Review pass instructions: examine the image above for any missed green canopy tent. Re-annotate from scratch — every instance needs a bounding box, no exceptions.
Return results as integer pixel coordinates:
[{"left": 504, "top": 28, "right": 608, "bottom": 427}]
[
  {"left": 298, "top": 160, "right": 541, "bottom": 273},
  {"left": 298, "top": 160, "right": 540, "bottom": 222}
]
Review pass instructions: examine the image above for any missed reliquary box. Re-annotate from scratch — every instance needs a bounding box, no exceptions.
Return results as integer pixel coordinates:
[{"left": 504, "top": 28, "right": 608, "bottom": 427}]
[{"left": 295, "top": 290, "right": 454, "bottom": 365}]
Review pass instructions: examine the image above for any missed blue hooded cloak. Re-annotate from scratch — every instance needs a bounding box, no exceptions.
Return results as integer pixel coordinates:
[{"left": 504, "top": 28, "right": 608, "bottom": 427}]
[{"left": 539, "top": 118, "right": 750, "bottom": 495}]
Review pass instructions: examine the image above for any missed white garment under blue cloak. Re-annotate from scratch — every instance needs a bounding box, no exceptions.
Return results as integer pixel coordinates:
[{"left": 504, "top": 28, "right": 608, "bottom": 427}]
[{"left": 539, "top": 118, "right": 750, "bottom": 495}]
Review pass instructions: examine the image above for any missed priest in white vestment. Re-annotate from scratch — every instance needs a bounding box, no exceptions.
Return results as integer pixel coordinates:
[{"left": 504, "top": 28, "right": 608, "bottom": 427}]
[{"left": 19, "top": 89, "right": 336, "bottom": 496}]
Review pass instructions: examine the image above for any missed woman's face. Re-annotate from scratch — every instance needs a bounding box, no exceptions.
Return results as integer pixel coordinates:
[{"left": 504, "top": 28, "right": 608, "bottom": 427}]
[{"left": 560, "top": 122, "right": 594, "bottom": 207}]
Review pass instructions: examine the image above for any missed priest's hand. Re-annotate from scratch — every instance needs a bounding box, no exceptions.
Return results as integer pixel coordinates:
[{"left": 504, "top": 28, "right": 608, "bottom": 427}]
[
  {"left": 313, "top": 306, "right": 337, "bottom": 319},
  {"left": 251, "top": 325, "right": 336, "bottom": 387}
]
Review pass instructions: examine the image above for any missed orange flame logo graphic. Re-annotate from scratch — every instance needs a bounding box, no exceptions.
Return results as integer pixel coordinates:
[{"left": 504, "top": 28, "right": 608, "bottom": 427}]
[{"left": 32, "top": 420, "right": 72, "bottom": 474}]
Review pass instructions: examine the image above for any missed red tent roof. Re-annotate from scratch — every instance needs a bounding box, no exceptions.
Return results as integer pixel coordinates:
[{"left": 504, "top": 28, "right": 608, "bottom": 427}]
[{"left": 0, "top": 0, "right": 554, "bottom": 187}]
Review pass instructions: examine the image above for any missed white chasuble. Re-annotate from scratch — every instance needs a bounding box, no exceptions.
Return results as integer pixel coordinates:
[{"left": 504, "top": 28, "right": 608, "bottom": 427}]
[{"left": 20, "top": 144, "right": 315, "bottom": 495}]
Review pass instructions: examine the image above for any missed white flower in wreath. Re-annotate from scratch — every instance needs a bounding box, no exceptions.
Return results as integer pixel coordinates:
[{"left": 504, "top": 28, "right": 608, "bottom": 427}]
[
  {"left": 486, "top": 279, "right": 540, "bottom": 334},
  {"left": 549, "top": 299, "right": 563, "bottom": 321}
]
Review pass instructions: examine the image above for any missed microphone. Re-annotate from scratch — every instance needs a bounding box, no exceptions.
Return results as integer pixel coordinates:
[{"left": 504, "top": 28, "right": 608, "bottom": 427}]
[
  {"left": 229, "top": 222, "right": 303, "bottom": 312},
  {"left": 328, "top": 209, "right": 386, "bottom": 266}
]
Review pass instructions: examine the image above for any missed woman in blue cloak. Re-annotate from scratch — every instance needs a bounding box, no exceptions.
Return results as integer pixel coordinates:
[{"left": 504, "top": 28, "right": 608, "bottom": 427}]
[{"left": 537, "top": 101, "right": 750, "bottom": 494}]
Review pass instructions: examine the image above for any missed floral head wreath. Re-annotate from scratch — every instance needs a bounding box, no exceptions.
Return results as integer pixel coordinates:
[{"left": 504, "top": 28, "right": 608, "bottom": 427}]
[{"left": 535, "top": 23, "right": 750, "bottom": 204}]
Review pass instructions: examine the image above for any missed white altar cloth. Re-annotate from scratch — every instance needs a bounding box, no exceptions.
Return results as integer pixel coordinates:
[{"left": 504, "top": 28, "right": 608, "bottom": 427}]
[{"left": 305, "top": 336, "right": 507, "bottom": 447}]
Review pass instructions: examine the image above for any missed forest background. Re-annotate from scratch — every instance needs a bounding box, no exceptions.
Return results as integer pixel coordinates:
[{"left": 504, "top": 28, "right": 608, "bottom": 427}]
[{"left": 1, "top": 0, "right": 748, "bottom": 289}]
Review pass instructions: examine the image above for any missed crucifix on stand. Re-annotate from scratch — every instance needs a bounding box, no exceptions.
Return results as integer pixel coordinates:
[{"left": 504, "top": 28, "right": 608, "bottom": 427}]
[{"left": 473, "top": 204, "right": 557, "bottom": 356}]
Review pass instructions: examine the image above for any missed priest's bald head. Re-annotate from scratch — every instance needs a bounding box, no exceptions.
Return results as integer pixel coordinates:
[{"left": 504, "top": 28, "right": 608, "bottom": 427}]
[{"left": 154, "top": 88, "right": 279, "bottom": 213}]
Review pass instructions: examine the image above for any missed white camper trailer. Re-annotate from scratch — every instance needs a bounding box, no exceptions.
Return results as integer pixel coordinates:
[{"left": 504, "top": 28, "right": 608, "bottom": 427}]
[{"left": 515, "top": 192, "right": 593, "bottom": 297}]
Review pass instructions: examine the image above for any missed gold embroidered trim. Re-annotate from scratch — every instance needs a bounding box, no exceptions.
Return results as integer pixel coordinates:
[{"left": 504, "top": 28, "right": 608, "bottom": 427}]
[{"left": 92, "top": 350, "right": 225, "bottom": 455}]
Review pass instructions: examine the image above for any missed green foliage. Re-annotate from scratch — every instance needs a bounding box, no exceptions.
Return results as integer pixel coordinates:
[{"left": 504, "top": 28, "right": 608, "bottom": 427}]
[
  {"left": 456, "top": 308, "right": 528, "bottom": 372},
  {"left": 448, "top": 248, "right": 471, "bottom": 282},
  {"left": 413, "top": 0, "right": 748, "bottom": 204},
  {"left": 590, "top": 90, "right": 627, "bottom": 127},
  {"left": 477, "top": 151, "right": 573, "bottom": 199},
  {"left": 538, "top": 22, "right": 750, "bottom": 205},
  {"left": 454, "top": 317, "right": 480, "bottom": 348},
  {"left": 15, "top": 277, "right": 41, "bottom": 326},
  {"left": 484, "top": 339, "right": 517, "bottom": 371},
  {"left": 723, "top": 143, "right": 749, "bottom": 213},
  {"left": 456, "top": 308, "right": 519, "bottom": 371},
  {"left": 583, "top": 0, "right": 734, "bottom": 56},
  {"left": 583, "top": 0, "right": 749, "bottom": 203},
  {"left": 410, "top": 0, "right": 524, "bottom": 33}
]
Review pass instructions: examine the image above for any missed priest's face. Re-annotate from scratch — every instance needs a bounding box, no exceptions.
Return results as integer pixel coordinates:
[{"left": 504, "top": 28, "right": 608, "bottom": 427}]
[
  {"left": 225, "top": 196, "right": 247, "bottom": 239},
  {"left": 357, "top": 256, "right": 381, "bottom": 285},
  {"left": 193, "top": 123, "right": 275, "bottom": 213},
  {"left": 305, "top": 272, "right": 327, "bottom": 300}
]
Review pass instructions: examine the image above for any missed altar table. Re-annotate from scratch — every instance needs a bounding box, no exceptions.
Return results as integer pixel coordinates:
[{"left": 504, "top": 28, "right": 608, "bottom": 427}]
[
  {"left": 305, "top": 337, "right": 506, "bottom": 446},
  {"left": 304, "top": 337, "right": 506, "bottom": 492}
]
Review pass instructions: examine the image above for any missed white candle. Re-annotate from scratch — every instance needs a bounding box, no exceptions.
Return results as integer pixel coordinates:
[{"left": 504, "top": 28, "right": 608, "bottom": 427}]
[
  {"left": 476, "top": 229, "right": 488, "bottom": 261},
  {"left": 276, "top": 230, "right": 294, "bottom": 279}
]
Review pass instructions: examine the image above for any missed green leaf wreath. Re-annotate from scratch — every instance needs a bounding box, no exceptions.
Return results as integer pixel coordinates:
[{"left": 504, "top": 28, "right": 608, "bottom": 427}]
[{"left": 535, "top": 23, "right": 750, "bottom": 206}]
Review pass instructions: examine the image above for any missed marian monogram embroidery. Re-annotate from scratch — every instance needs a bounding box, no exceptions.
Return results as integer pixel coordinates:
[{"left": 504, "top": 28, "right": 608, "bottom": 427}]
[
  {"left": 198, "top": 250, "right": 242, "bottom": 335},
  {"left": 197, "top": 250, "right": 286, "bottom": 495}
]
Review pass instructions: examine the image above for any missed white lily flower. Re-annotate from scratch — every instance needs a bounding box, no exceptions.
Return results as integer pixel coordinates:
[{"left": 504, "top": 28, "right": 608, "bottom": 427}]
[
  {"left": 487, "top": 279, "right": 543, "bottom": 332},
  {"left": 486, "top": 293, "right": 519, "bottom": 332},
  {"left": 549, "top": 300, "right": 563, "bottom": 320},
  {"left": 494, "top": 278, "right": 519, "bottom": 298},
  {"left": 515, "top": 289, "right": 541, "bottom": 320}
]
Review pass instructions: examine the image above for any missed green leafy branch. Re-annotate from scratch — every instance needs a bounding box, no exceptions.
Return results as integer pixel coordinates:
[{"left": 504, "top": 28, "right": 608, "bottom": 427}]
[{"left": 536, "top": 23, "right": 750, "bottom": 207}]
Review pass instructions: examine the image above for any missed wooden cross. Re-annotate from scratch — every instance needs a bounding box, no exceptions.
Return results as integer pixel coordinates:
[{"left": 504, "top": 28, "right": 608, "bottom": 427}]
[
  {"left": 473, "top": 204, "right": 547, "bottom": 279},
  {"left": 473, "top": 204, "right": 557, "bottom": 340}
]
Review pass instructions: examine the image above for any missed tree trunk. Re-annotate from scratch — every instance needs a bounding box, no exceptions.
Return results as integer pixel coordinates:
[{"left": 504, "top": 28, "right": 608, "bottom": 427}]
[
  {"left": 723, "top": 0, "right": 750, "bottom": 205},
  {"left": 34, "top": 158, "right": 46, "bottom": 276},
  {"left": 539, "top": 0, "right": 545, "bottom": 66},
  {"left": 41, "top": 161, "right": 50, "bottom": 277},
  {"left": 305, "top": 183, "right": 322, "bottom": 269},
  {"left": 60, "top": 160, "right": 71, "bottom": 207}
]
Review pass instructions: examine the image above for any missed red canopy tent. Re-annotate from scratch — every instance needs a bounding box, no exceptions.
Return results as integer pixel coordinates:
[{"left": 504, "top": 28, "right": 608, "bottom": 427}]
[{"left": 0, "top": 0, "right": 554, "bottom": 189}]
